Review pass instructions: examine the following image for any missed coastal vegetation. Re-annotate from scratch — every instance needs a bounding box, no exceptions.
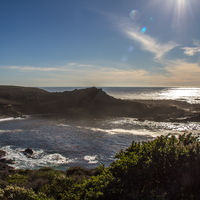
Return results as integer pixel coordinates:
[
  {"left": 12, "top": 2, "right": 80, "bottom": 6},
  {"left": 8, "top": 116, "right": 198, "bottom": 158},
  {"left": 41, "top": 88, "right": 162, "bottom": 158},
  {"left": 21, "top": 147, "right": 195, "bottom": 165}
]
[{"left": 0, "top": 133, "right": 200, "bottom": 200}]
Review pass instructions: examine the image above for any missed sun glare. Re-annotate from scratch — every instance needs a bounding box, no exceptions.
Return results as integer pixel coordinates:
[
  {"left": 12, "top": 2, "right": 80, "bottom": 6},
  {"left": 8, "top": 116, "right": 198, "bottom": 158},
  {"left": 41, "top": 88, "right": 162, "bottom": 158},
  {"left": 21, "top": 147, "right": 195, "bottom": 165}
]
[
  {"left": 160, "top": 88, "right": 200, "bottom": 103},
  {"left": 176, "top": 0, "right": 186, "bottom": 17},
  {"left": 151, "top": 0, "right": 192, "bottom": 26}
]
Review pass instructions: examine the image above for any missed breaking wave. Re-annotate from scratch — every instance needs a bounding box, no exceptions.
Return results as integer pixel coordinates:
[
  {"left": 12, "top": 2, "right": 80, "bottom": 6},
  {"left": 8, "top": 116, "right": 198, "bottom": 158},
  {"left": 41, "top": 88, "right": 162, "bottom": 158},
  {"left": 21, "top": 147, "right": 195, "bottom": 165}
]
[{"left": 0, "top": 146, "right": 73, "bottom": 169}]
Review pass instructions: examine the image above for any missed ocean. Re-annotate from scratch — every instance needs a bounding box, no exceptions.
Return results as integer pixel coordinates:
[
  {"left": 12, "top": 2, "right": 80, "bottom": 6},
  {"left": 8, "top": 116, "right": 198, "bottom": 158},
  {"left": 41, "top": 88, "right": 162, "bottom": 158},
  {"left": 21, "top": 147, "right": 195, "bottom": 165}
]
[
  {"left": 41, "top": 87, "right": 200, "bottom": 104},
  {"left": 0, "top": 87, "right": 200, "bottom": 170}
]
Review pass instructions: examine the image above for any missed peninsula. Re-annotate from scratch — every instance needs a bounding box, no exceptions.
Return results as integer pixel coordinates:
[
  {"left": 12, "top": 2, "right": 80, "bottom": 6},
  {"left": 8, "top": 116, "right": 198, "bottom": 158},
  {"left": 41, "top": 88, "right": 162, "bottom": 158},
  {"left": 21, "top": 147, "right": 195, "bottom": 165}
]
[{"left": 0, "top": 86, "right": 199, "bottom": 122}]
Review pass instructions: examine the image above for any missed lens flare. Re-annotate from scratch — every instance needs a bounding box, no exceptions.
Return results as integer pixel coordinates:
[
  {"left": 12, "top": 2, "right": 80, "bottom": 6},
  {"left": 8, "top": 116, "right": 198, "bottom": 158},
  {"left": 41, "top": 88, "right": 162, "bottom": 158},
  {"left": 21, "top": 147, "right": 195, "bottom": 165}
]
[
  {"left": 141, "top": 27, "right": 147, "bottom": 33},
  {"left": 129, "top": 10, "right": 139, "bottom": 21}
]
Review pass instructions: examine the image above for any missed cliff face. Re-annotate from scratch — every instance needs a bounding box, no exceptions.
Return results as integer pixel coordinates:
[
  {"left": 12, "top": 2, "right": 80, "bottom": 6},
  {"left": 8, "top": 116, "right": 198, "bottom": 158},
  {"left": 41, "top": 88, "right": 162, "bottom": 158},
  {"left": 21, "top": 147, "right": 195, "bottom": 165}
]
[{"left": 0, "top": 86, "right": 195, "bottom": 121}]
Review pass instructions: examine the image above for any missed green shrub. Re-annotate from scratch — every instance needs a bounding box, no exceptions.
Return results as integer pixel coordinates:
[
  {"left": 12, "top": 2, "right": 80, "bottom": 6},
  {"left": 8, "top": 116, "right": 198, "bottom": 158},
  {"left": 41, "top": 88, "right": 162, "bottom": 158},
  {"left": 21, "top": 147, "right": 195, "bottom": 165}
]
[
  {"left": 0, "top": 188, "right": 4, "bottom": 198},
  {"left": 7, "top": 174, "right": 28, "bottom": 185},
  {"left": 78, "top": 168, "right": 114, "bottom": 200},
  {"left": 108, "top": 134, "right": 200, "bottom": 200},
  {"left": 0, "top": 185, "right": 50, "bottom": 200},
  {"left": 39, "top": 176, "right": 77, "bottom": 200},
  {"left": 0, "top": 134, "right": 200, "bottom": 200}
]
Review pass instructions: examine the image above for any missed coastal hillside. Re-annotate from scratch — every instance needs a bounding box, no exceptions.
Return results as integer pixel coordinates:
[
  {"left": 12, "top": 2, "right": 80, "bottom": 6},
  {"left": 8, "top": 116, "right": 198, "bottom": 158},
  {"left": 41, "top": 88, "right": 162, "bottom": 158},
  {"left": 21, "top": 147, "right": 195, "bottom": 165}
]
[
  {"left": 0, "top": 86, "right": 199, "bottom": 121},
  {"left": 0, "top": 134, "right": 199, "bottom": 200}
]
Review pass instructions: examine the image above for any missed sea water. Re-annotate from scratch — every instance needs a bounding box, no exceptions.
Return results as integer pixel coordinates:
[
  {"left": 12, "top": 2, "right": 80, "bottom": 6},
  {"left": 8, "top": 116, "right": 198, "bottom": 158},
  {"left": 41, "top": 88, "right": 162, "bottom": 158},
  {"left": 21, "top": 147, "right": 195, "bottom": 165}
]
[
  {"left": 43, "top": 87, "right": 200, "bottom": 104},
  {"left": 0, "top": 87, "right": 200, "bottom": 170}
]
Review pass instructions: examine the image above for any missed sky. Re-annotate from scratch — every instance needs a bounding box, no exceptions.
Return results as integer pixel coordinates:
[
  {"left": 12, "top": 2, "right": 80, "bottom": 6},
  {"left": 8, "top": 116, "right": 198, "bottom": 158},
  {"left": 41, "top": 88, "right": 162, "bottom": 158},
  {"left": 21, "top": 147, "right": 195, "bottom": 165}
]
[{"left": 1, "top": 0, "right": 200, "bottom": 87}]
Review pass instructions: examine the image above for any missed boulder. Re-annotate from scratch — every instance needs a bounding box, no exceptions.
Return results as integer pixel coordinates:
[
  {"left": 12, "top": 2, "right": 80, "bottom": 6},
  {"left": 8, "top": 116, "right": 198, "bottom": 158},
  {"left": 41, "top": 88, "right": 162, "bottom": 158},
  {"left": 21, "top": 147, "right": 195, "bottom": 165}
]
[
  {"left": 0, "top": 158, "right": 15, "bottom": 164},
  {"left": 0, "top": 150, "right": 6, "bottom": 158},
  {"left": 23, "top": 148, "right": 34, "bottom": 155}
]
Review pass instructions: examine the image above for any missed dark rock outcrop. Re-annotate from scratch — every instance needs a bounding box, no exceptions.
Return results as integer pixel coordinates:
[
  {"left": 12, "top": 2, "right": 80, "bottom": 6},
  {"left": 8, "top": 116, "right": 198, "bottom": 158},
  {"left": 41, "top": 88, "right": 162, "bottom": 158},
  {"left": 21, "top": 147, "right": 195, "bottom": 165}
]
[
  {"left": 0, "top": 86, "right": 199, "bottom": 121},
  {"left": 0, "top": 150, "right": 6, "bottom": 158},
  {"left": 23, "top": 148, "right": 34, "bottom": 156},
  {"left": 0, "top": 158, "right": 15, "bottom": 164},
  {"left": 0, "top": 150, "right": 14, "bottom": 173}
]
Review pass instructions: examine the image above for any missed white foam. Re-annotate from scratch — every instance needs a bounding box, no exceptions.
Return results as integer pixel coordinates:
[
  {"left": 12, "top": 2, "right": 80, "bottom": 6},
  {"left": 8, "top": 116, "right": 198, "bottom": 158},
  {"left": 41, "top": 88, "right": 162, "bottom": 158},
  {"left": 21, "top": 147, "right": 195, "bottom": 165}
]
[
  {"left": 0, "top": 146, "right": 73, "bottom": 169},
  {"left": 81, "top": 117, "right": 200, "bottom": 138},
  {"left": 110, "top": 118, "right": 200, "bottom": 133},
  {"left": 0, "top": 129, "right": 23, "bottom": 134},
  {"left": 0, "top": 117, "right": 23, "bottom": 122},
  {"left": 57, "top": 123, "right": 70, "bottom": 127},
  {"left": 84, "top": 155, "right": 98, "bottom": 164},
  {"left": 84, "top": 127, "right": 159, "bottom": 137}
]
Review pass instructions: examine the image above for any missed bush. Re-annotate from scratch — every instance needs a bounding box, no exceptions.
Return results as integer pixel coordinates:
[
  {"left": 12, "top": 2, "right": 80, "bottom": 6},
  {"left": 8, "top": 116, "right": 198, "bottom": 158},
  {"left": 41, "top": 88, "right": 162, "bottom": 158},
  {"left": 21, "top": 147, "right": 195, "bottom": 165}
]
[
  {"left": 7, "top": 174, "right": 28, "bottom": 185},
  {"left": 107, "top": 134, "right": 200, "bottom": 200},
  {"left": 39, "top": 176, "right": 77, "bottom": 200},
  {"left": 0, "top": 134, "right": 200, "bottom": 200},
  {"left": 0, "top": 185, "right": 50, "bottom": 200}
]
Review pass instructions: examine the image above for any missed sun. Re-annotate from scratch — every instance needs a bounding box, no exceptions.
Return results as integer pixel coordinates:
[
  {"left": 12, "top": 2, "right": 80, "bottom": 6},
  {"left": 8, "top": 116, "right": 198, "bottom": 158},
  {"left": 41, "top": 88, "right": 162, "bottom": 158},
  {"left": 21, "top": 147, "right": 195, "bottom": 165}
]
[
  {"left": 167, "top": 0, "right": 187, "bottom": 15},
  {"left": 151, "top": 0, "right": 192, "bottom": 26},
  {"left": 176, "top": 0, "right": 186, "bottom": 14}
]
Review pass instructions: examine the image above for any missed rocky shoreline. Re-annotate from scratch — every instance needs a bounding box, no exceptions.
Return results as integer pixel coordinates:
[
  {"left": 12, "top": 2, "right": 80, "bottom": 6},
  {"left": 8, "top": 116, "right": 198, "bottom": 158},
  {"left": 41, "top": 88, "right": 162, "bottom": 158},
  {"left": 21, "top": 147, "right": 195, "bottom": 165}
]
[
  {"left": 0, "top": 150, "right": 14, "bottom": 178},
  {"left": 0, "top": 148, "right": 36, "bottom": 173},
  {"left": 0, "top": 86, "right": 200, "bottom": 122}
]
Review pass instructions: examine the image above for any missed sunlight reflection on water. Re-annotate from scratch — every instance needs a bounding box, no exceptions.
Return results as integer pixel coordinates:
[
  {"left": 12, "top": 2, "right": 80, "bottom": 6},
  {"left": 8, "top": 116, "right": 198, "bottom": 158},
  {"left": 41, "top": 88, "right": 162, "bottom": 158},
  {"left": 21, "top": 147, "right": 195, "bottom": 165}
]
[
  {"left": 104, "top": 87, "right": 200, "bottom": 104},
  {"left": 159, "top": 88, "right": 200, "bottom": 103}
]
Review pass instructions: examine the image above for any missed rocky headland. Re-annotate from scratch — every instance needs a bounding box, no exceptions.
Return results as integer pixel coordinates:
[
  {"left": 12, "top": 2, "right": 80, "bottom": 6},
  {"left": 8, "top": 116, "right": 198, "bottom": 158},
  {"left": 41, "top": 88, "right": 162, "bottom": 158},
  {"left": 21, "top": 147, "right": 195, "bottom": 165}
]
[{"left": 0, "top": 85, "right": 199, "bottom": 122}]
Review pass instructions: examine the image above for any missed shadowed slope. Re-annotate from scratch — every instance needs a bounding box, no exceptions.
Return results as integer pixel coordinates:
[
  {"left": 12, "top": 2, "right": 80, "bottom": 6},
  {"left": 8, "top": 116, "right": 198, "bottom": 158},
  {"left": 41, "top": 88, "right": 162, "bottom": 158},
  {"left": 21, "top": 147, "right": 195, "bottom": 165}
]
[{"left": 0, "top": 86, "right": 198, "bottom": 121}]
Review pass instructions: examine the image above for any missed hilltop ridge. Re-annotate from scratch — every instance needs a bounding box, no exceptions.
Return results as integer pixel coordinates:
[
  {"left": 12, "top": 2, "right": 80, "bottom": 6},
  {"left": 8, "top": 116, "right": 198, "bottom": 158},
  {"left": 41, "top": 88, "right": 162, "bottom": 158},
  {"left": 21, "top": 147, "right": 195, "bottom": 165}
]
[{"left": 0, "top": 86, "right": 199, "bottom": 121}]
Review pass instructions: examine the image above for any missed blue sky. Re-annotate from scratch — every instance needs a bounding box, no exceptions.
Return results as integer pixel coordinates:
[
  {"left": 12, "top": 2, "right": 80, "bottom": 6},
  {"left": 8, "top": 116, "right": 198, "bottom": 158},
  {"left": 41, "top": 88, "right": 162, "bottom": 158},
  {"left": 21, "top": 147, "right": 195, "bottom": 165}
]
[{"left": 1, "top": 0, "right": 200, "bottom": 87}]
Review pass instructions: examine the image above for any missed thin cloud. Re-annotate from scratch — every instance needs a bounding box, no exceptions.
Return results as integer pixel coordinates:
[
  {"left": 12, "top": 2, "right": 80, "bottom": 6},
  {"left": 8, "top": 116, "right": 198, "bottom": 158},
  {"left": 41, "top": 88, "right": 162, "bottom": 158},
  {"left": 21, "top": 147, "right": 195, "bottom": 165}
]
[
  {"left": 4, "top": 63, "right": 95, "bottom": 72},
  {"left": 117, "top": 17, "right": 177, "bottom": 61},
  {"left": 159, "top": 60, "right": 200, "bottom": 86},
  {"left": 58, "top": 61, "right": 200, "bottom": 87},
  {"left": 126, "top": 30, "right": 177, "bottom": 60},
  {"left": 7, "top": 66, "right": 67, "bottom": 72},
  {"left": 182, "top": 47, "right": 200, "bottom": 56},
  {"left": 3, "top": 60, "right": 200, "bottom": 87},
  {"left": 182, "top": 40, "right": 200, "bottom": 56}
]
